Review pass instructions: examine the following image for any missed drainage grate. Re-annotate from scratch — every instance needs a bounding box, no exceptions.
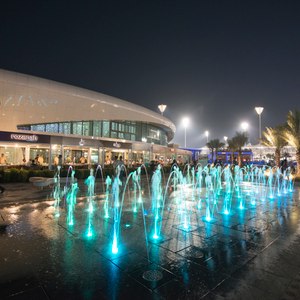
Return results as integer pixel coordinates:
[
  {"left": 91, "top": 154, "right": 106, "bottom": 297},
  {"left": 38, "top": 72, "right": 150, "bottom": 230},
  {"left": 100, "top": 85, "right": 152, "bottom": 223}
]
[
  {"left": 191, "top": 248, "right": 204, "bottom": 258},
  {"left": 142, "top": 270, "right": 163, "bottom": 282}
]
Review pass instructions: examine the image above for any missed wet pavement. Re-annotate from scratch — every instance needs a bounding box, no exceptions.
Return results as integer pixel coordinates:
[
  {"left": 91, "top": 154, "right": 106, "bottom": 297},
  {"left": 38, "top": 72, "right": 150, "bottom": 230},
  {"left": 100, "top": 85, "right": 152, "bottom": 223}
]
[{"left": 1, "top": 180, "right": 300, "bottom": 299}]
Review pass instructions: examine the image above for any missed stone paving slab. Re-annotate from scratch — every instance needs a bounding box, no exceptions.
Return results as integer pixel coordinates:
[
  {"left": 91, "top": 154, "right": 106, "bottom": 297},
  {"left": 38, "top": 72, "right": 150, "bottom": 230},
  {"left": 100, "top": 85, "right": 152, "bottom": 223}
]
[{"left": 0, "top": 181, "right": 300, "bottom": 299}]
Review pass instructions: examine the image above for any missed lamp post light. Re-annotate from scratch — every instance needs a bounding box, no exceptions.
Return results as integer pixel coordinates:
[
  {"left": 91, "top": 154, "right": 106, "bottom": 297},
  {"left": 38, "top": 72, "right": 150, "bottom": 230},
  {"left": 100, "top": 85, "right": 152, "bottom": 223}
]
[
  {"left": 158, "top": 104, "right": 167, "bottom": 116},
  {"left": 205, "top": 130, "right": 209, "bottom": 143},
  {"left": 241, "top": 122, "right": 249, "bottom": 132},
  {"left": 255, "top": 107, "right": 264, "bottom": 142},
  {"left": 182, "top": 117, "right": 190, "bottom": 148},
  {"left": 224, "top": 136, "right": 228, "bottom": 146}
]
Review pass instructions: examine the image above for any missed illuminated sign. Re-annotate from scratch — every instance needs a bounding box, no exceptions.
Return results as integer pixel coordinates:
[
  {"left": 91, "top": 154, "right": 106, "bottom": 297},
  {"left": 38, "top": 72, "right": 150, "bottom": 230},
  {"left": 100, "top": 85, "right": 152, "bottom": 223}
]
[
  {"left": 10, "top": 134, "right": 38, "bottom": 142},
  {"left": 0, "top": 131, "right": 50, "bottom": 143},
  {"left": 113, "top": 142, "right": 121, "bottom": 148}
]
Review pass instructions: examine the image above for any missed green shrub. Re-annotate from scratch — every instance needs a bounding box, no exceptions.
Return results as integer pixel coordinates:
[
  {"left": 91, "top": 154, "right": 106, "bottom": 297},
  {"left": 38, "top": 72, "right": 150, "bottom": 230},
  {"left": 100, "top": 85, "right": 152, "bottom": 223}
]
[
  {"left": 0, "top": 164, "right": 174, "bottom": 183},
  {"left": 0, "top": 168, "right": 55, "bottom": 182}
]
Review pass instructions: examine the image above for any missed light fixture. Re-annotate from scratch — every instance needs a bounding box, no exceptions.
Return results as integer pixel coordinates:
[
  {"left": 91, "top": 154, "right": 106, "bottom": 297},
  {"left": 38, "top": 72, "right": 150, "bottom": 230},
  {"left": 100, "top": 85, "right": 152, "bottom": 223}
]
[
  {"left": 255, "top": 107, "right": 264, "bottom": 141},
  {"left": 182, "top": 117, "right": 190, "bottom": 148},
  {"left": 205, "top": 130, "right": 209, "bottom": 143},
  {"left": 79, "top": 139, "right": 84, "bottom": 146},
  {"left": 241, "top": 122, "right": 249, "bottom": 131},
  {"left": 113, "top": 142, "right": 121, "bottom": 148},
  {"left": 158, "top": 104, "right": 167, "bottom": 116}
]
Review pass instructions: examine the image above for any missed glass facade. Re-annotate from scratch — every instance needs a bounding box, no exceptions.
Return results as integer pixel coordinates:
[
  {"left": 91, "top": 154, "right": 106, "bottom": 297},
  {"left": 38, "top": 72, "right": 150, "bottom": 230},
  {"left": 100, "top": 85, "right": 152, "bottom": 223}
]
[
  {"left": 17, "top": 120, "right": 168, "bottom": 146},
  {"left": 29, "top": 148, "right": 49, "bottom": 165}
]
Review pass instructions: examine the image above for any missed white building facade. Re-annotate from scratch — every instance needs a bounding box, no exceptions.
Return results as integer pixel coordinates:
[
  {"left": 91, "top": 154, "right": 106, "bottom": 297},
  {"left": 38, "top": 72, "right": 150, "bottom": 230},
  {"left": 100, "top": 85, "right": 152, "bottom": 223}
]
[{"left": 0, "top": 69, "right": 191, "bottom": 167}]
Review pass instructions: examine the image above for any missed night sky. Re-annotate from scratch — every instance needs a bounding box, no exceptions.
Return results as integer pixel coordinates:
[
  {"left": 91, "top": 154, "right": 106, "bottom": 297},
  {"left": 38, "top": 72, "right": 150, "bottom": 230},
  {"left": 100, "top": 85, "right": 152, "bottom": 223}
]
[{"left": 1, "top": 1, "right": 300, "bottom": 147}]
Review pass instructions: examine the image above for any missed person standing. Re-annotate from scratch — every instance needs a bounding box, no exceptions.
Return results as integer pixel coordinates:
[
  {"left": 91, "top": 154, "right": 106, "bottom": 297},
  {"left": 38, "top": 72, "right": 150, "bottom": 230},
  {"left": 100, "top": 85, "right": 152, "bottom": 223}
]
[
  {"left": 118, "top": 156, "right": 126, "bottom": 183},
  {"left": 79, "top": 156, "right": 86, "bottom": 164},
  {"left": 0, "top": 153, "right": 7, "bottom": 164},
  {"left": 113, "top": 155, "right": 119, "bottom": 175},
  {"left": 54, "top": 155, "right": 59, "bottom": 166}
]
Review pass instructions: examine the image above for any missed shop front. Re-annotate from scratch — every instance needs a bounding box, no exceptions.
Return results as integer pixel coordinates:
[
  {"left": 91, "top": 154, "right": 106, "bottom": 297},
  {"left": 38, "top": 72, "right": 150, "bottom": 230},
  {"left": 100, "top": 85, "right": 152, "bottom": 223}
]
[
  {"left": 0, "top": 131, "right": 51, "bottom": 166},
  {"left": 0, "top": 131, "right": 192, "bottom": 169}
]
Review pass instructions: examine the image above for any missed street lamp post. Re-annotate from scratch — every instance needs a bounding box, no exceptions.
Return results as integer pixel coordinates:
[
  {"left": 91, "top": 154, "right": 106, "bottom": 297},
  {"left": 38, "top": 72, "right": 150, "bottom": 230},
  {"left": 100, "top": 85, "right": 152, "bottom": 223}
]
[
  {"left": 205, "top": 130, "right": 209, "bottom": 143},
  {"left": 224, "top": 136, "right": 228, "bottom": 146},
  {"left": 255, "top": 107, "right": 264, "bottom": 142},
  {"left": 182, "top": 117, "right": 190, "bottom": 148},
  {"left": 158, "top": 104, "right": 167, "bottom": 116}
]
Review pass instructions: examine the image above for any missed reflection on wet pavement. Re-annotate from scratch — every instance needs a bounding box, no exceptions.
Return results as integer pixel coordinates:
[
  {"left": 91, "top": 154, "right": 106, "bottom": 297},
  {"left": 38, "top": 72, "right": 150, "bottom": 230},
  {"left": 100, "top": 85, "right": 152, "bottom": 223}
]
[{"left": 0, "top": 181, "right": 300, "bottom": 299}]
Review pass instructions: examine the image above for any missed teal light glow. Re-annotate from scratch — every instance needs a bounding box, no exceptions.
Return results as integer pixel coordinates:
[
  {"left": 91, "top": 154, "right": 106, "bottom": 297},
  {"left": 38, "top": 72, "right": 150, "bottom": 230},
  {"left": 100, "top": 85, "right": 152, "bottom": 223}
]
[
  {"left": 197, "top": 201, "right": 202, "bottom": 210},
  {"left": 88, "top": 202, "right": 94, "bottom": 213},
  {"left": 112, "top": 236, "right": 118, "bottom": 254},
  {"left": 153, "top": 233, "right": 159, "bottom": 239},
  {"left": 183, "top": 221, "right": 189, "bottom": 230}
]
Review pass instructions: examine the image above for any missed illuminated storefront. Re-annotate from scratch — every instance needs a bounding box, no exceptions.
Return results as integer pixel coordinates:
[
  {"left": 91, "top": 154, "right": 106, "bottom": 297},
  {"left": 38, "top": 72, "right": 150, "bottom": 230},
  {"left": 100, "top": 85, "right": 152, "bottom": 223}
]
[{"left": 0, "top": 69, "right": 191, "bottom": 167}]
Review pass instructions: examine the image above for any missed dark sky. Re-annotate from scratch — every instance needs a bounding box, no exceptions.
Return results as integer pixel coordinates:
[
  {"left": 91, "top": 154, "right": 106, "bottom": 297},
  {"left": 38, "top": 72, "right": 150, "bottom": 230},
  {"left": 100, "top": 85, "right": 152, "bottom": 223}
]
[{"left": 1, "top": 1, "right": 300, "bottom": 147}]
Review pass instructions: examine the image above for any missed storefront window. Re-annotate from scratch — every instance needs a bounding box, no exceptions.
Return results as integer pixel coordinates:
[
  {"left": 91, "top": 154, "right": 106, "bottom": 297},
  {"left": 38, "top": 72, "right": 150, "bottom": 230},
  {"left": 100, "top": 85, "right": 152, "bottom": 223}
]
[
  {"left": 72, "top": 122, "right": 83, "bottom": 135},
  {"left": 82, "top": 122, "right": 90, "bottom": 136},
  {"left": 91, "top": 149, "right": 99, "bottom": 164},
  {"left": 111, "top": 122, "right": 118, "bottom": 131},
  {"left": 59, "top": 123, "right": 71, "bottom": 134},
  {"left": 102, "top": 121, "right": 110, "bottom": 137},
  {"left": 31, "top": 124, "right": 46, "bottom": 132},
  {"left": 46, "top": 123, "right": 59, "bottom": 133},
  {"left": 51, "top": 145, "right": 62, "bottom": 166},
  {"left": 16, "top": 120, "right": 169, "bottom": 146},
  {"left": 111, "top": 131, "right": 117, "bottom": 138},
  {"left": 63, "top": 148, "right": 88, "bottom": 164},
  {"left": 29, "top": 148, "right": 49, "bottom": 165},
  {"left": 93, "top": 121, "right": 101, "bottom": 137},
  {"left": 0, "top": 146, "right": 25, "bottom": 165}
]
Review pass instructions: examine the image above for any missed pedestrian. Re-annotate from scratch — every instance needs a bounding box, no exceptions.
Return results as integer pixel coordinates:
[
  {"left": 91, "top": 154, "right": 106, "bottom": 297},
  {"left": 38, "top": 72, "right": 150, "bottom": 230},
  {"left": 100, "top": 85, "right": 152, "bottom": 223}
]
[
  {"left": 0, "top": 153, "right": 7, "bottom": 164},
  {"left": 118, "top": 156, "right": 126, "bottom": 185}
]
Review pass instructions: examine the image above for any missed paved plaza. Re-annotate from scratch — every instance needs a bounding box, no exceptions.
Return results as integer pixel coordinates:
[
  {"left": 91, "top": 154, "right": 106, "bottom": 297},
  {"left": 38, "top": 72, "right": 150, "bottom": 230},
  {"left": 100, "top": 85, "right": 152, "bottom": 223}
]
[{"left": 1, "top": 179, "right": 300, "bottom": 299}]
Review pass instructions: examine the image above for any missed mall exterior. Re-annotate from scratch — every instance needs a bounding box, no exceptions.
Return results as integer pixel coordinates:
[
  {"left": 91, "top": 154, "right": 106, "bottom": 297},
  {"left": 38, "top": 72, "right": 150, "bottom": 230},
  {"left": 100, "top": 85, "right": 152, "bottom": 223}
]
[{"left": 0, "top": 69, "right": 191, "bottom": 168}]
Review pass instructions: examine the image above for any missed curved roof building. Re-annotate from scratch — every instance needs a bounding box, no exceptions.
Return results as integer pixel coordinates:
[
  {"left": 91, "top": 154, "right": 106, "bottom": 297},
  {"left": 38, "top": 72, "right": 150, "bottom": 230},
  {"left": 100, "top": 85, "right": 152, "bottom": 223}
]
[
  {"left": 0, "top": 69, "right": 175, "bottom": 142},
  {"left": 0, "top": 69, "right": 191, "bottom": 167}
]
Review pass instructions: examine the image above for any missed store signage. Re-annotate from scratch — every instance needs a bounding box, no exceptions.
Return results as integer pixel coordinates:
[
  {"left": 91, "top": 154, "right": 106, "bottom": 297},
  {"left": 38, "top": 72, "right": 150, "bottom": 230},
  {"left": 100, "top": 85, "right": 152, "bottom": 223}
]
[
  {"left": 10, "top": 134, "right": 38, "bottom": 142},
  {"left": 0, "top": 131, "right": 50, "bottom": 144}
]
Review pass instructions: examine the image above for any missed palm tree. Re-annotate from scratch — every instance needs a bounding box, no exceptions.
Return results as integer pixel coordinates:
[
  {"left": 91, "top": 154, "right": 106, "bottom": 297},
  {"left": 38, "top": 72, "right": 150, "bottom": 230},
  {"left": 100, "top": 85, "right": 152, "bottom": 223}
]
[
  {"left": 206, "top": 139, "right": 225, "bottom": 164},
  {"left": 232, "top": 131, "right": 248, "bottom": 166},
  {"left": 283, "top": 110, "right": 300, "bottom": 175},
  {"left": 227, "top": 138, "right": 238, "bottom": 164},
  {"left": 261, "top": 126, "right": 287, "bottom": 168}
]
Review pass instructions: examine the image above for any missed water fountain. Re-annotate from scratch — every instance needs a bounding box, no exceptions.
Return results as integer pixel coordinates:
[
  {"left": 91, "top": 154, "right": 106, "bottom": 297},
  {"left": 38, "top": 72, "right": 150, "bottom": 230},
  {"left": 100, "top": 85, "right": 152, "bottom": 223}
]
[
  {"left": 85, "top": 168, "right": 95, "bottom": 237},
  {"left": 50, "top": 162, "right": 296, "bottom": 283}
]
